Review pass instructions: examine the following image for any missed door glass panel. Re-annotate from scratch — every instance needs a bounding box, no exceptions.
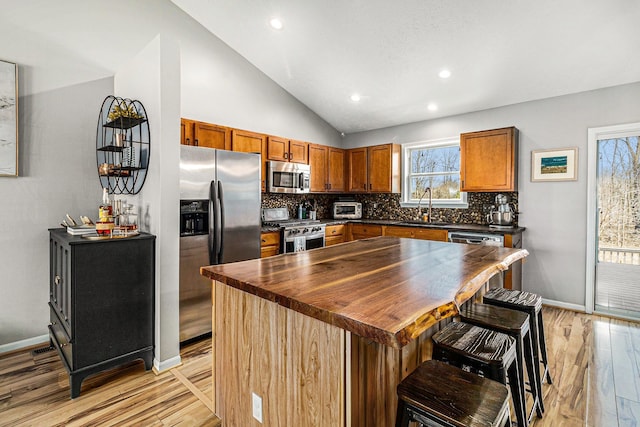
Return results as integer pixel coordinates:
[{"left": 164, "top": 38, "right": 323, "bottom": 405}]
[{"left": 595, "top": 135, "right": 640, "bottom": 318}]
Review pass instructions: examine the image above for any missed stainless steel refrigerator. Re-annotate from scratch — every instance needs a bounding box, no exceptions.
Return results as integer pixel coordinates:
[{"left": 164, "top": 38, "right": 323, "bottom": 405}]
[{"left": 179, "top": 146, "right": 261, "bottom": 342}]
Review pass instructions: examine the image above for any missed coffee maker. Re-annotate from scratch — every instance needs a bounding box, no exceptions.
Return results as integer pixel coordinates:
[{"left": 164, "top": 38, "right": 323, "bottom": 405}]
[{"left": 487, "top": 194, "right": 514, "bottom": 227}]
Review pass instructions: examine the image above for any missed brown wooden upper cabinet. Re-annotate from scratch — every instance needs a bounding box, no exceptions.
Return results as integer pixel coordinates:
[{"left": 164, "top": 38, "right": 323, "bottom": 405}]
[
  {"left": 309, "top": 144, "right": 346, "bottom": 192},
  {"left": 231, "top": 129, "right": 268, "bottom": 192},
  {"left": 180, "top": 118, "right": 231, "bottom": 150},
  {"left": 460, "top": 127, "right": 518, "bottom": 192},
  {"left": 267, "top": 136, "right": 309, "bottom": 164},
  {"left": 348, "top": 143, "right": 401, "bottom": 193}
]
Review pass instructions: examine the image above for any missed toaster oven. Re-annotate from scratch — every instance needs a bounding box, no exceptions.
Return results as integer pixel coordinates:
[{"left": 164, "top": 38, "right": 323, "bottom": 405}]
[{"left": 333, "top": 202, "right": 362, "bottom": 219}]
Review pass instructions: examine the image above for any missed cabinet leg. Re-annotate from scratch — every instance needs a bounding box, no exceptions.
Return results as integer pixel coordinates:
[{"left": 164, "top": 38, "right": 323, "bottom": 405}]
[
  {"left": 69, "top": 374, "right": 83, "bottom": 399},
  {"left": 142, "top": 350, "right": 153, "bottom": 371}
]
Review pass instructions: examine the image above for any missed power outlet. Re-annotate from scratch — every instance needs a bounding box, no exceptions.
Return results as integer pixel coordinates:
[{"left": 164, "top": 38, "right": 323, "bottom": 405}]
[{"left": 252, "top": 392, "right": 263, "bottom": 423}]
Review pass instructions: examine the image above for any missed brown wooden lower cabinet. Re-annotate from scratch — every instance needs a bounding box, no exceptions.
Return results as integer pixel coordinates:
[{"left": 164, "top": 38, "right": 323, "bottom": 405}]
[
  {"left": 260, "top": 231, "right": 280, "bottom": 258},
  {"left": 348, "top": 223, "right": 383, "bottom": 240},
  {"left": 384, "top": 225, "right": 448, "bottom": 242},
  {"left": 325, "top": 224, "right": 346, "bottom": 246}
]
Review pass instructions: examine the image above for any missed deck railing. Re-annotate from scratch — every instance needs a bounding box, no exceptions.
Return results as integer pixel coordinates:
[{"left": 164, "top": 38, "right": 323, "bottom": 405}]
[{"left": 599, "top": 247, "right": 640, "bottom": 265}]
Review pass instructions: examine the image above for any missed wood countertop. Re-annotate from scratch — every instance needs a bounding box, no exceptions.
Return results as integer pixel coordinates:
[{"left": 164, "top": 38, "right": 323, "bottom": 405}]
[{"left": 201, "top": 236, "right": 528, "bottom": 349}]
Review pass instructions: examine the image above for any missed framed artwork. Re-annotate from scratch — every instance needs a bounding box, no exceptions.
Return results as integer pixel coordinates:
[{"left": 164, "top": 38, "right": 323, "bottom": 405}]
[
  {"left": 0, "top": 59, "right": 17, "bottom": 176},
  {"left": 531, "top": 147, "right": 578, "bottom": 182}
]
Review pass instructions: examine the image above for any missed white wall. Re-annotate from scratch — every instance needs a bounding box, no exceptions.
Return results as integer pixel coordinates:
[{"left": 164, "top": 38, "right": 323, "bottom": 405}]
[
  {"left": 344, "top": 82, "right": 640, "bottom": 308},
  {"left": 0, "top": 0, "right": 341, "bottom": 352},
  {"left": 114, "top": 34, "right": 182, "bottom": 370}
]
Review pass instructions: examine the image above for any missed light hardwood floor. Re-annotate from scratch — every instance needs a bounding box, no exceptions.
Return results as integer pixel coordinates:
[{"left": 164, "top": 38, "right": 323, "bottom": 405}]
[{"left": 0, "top": 307, "right": 638, "bottom": 426}]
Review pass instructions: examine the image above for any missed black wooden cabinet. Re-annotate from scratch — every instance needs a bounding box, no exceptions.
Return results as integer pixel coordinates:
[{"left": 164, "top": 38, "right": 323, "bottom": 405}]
[{"left": 48, "top": 229, "right": 155, "bottom": 398}]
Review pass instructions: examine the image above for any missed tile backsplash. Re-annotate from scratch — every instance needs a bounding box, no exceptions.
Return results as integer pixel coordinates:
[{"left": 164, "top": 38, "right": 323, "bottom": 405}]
[{"left": 262, "top": 192, "right": 518, "bottom": 226}]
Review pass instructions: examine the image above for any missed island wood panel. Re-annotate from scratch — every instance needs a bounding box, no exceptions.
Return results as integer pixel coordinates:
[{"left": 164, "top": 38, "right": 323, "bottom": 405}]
[{"left": 215, "top": 282, "right": 344, "bottom": 426}]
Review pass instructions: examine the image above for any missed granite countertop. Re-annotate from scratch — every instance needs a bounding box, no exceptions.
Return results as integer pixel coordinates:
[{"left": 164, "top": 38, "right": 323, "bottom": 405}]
[
  {"left": 262, "top": 219, "right": 525, "bottom": 234},
  {"left": 202, "top": 237, "right": 529, "bottom": 348}
]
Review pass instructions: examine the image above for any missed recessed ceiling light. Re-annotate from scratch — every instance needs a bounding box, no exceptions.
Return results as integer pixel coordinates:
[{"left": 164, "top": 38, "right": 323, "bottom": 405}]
[
  {"left": 350, "top": 94, "right": 361, "bottom": 102},
  {"left": 438, "top": 69, "right": 451, "bottom": 79},
  {"left": 427, "top": 103, "right": 438, "bottom": 111},
  {"left": 269, "top": 18, "right": 283, "bottom": 30}
]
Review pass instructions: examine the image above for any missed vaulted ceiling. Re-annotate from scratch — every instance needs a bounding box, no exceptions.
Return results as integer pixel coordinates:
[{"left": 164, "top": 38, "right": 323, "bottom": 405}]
[{"left": 172, "top": 0, "right": 640, "bottom": 134}]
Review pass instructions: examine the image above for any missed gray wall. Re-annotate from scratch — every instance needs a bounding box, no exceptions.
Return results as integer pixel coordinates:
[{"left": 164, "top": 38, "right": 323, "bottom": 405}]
[
  {"left": 0, "top": 77, "right": 113, "bottom": 345},
  {"left": 344, "top": 82, "right": 640, "bottom": 308}
]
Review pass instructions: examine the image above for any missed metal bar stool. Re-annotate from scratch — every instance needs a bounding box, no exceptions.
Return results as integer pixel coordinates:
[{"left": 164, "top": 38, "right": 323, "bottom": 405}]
[
  {"left": 483, "top": 288, "right": 553, "bottom": 385},
  {"left": 431, "top": 321, "right": 527, "bottom": 427},
  {"left": 396, "top": 359, "right": 511, "bottom": 427},
  {"left": 460, "top": 303, "right": 544, "bottom": 421}
]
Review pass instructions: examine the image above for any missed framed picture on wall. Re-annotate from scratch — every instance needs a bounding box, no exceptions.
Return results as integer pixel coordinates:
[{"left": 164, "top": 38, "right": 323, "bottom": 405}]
[
  {"left": 531, "top": 147, "right": 578, "bottom": 182},
  {"left": 0, "top": 59, "right": 18, "bottom": 177}
]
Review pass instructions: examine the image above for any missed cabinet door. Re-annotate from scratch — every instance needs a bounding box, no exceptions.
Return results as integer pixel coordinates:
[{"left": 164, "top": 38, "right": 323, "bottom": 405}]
[
  {"left": 309, "top": 144, "right": 328, "bottom": 192},
  {"left": 368, "top": 144, "right": 394, "bottom": 192},
  {"left": 50, "top": 237, "right": 72, "bottom": 336},
  {"left": 267, "top": 136, "right": 289, "bottom": 162},
  {"left": 383, "top": 226, "right": 413, "bottom": 238},
  {"left": 288, "top": 140, "right": 308, "bottom": 164},
  {"left": 232, "top": 129, "right": 268, "bottom": 191},
  {"left": 327, "top": 147, "right": 346, "bottom": 192},
  {"left": 348, "top": 147, "right": 368, "bottom": 192},
  {"left": 460, "top": 127, "right": 517, "bottom": 192},
  {"left": 349, "top": 223, "right": 382, "bottom": 240},
  {"left": 325, "top": 224, "right": 345, "bottom": 246},
  {"left": 180, "top": 118, "right": 194, "bottom": 146},
  {"left": 194, "top": 122, "right": 231, "bottom": 150},
  {"left": 412, "top": 228, "right": 448, "bottom": 242}
]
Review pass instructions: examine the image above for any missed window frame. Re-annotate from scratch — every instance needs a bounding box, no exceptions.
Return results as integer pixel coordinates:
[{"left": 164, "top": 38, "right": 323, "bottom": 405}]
[{"left": 400, "top": 137, "right": 468, "bottom": 209}]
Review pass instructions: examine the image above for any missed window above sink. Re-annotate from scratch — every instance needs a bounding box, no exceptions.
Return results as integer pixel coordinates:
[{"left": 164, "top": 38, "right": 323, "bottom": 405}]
[{"left": 400, "top": 137, "right": 469, "bottom": 209}]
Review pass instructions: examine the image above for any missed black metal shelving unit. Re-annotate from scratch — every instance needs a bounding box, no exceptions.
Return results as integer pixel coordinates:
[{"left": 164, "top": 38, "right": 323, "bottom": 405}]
[{"left": 96, "top": 96, "right": 150, "bottom": 195}]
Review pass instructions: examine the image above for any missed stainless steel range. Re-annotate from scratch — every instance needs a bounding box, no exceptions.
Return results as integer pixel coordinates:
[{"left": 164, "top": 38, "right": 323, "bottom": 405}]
[{"left": 262, "top": 208, "right": 325, "bottom": 253}]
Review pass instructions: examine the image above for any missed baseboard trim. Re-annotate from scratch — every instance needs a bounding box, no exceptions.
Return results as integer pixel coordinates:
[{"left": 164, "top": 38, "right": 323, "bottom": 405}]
[
  {"left": 0, "top": 334, "right": 49, "bottom": 356},
  {"left": 542, "top": 298, "right": 586, "bottom": 313},
  {"left": 153, "top": 355, "right": 182, "bottom": 373}
]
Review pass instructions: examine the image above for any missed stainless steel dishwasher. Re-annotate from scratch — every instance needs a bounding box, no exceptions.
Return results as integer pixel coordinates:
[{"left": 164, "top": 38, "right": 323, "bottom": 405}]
[{"left": 448, "top": 231, "right": 505, "bottom": 288}]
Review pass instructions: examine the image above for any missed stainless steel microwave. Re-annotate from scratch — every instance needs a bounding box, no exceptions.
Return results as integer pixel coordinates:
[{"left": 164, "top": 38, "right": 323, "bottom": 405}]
[
  {"left": 333, "top": 202, "right": 362, "bottom": 219},
  {"left": 268, "top": 161, "right": 310, "bottom": 194}
]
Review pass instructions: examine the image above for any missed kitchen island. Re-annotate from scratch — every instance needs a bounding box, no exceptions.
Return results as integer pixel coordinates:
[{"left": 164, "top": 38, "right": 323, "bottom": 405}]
[{"left": 201, "top": 236, "right": 528, "bottom": 426}]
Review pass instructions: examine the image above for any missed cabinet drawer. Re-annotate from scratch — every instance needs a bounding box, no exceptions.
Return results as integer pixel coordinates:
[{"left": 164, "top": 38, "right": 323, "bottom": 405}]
[
  {"left": 261, "top": 246, "right": 280, "bottom": 258},
  {"left": 261, "top": 231, "right": 280, "bottom": 246},
  {"left": 325, "top": 236, "right": 345, "bottom": 247},
  {"left": 50, "top": 307, "right": 73, "bottom": 370},
  {"left": 325, "top": 224, "right": 345, "bottom": 237}
]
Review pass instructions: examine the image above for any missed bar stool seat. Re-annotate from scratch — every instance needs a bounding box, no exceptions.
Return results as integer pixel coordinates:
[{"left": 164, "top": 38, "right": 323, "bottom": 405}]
[
  {"left": 396, "top": 359, "right": 511, "bottom": 427},
  {"left": 483, "top": 288, "right": 553, "bottom": 385},
  {"left": 432, "top": 321, "right": 527, "bottom": 427},
  {"left": 461, "top": 303, "right": 544, "bottom": 420}
]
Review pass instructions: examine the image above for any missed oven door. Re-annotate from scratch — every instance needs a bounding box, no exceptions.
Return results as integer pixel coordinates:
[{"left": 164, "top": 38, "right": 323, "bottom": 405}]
[{"left": 284, "top": 233, "right": 325, "bottom": 253}]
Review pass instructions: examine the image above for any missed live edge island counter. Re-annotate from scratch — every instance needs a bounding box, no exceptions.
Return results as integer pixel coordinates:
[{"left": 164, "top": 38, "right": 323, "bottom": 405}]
[{"left": 201, "top": 236, "right": 529, "bottom": 427}]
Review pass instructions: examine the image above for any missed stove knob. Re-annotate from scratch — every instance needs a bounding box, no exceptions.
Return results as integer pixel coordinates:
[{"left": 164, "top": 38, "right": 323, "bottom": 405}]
[{"left": 303, "top": 228, "right": 309, "bottom": 233}]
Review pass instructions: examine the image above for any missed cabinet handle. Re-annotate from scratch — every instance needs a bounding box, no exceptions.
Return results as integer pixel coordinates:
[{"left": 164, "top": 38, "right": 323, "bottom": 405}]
[
  {"left": 369, "top": 183, "right": 372, "bottom": 190},
  {"left": 261, "top": 239, "right": 266, "bottom": 243},
  {"left": 284, "top": 153, "right": 289, "bottom": 160},
  {"left": 194, "top": 139, "right": 199, "bottom": 146},
  {"left": 54, "top": 275, "right": 61, "bottom": 286},
  {"left": 60, "top": 342, "right": 68, "bottom": 348},
  {"left": 185, "top": 138, "right": 191, "bottom": 145},
  {"left": 363, "top": 184, "right": 366, "bottom": 190},
  {"left": 328, "top": 183, "right": 331, "bottom": 190}
]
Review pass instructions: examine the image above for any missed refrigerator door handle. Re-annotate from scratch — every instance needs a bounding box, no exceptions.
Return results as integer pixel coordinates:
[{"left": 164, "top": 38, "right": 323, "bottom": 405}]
[
  {"left": 217, "top": 180, "right": 225, "bottom": 261},
  {"left": 209, "top": 180, "right": 218, "bottom": 265}
]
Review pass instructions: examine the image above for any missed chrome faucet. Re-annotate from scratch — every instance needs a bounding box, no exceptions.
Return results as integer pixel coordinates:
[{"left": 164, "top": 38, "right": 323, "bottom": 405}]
[{"left": 416, "top": 187, "right": 432, "bottom": 223}]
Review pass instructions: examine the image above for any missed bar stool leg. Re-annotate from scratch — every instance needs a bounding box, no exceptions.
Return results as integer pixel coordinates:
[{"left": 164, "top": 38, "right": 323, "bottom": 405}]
[
  {"left": 504, "top": 358, "right": 527, "bottom": 427},
  {"left": 537, "top": 310, "right": 552, "bottom": 384},
  {"left": 523, "top": 329, "right": 544, "bottom": 417},
  {"left": 395, "top": 400, "right": 410, "bottom": 427}
]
